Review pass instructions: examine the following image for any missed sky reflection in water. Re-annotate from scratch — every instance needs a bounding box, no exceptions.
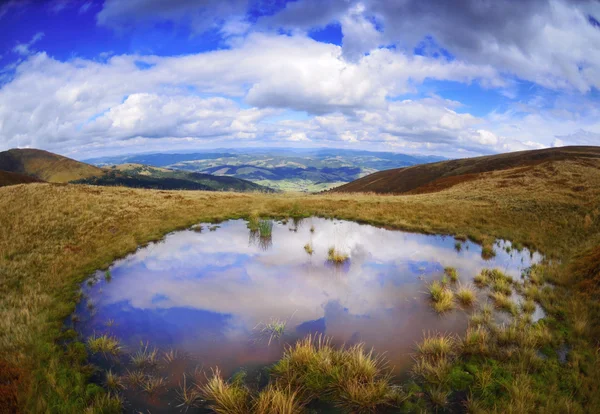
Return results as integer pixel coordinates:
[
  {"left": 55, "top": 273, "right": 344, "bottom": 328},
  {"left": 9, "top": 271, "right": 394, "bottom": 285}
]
[{"left": 78, "top": 218, "right": 542, "bottom": 376}]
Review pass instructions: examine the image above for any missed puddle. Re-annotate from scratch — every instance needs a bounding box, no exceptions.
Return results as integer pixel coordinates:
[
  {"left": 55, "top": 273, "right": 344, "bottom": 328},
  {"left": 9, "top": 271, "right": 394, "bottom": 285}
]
[{"left": 72, "top": 217, "right": 541, "bottom": 412}]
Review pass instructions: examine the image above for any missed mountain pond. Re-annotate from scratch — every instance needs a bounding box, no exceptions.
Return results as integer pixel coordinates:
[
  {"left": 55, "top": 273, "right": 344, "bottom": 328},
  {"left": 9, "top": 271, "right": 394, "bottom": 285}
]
[{"left": 71, "top": 217, "right": 543, "bottom": 412}]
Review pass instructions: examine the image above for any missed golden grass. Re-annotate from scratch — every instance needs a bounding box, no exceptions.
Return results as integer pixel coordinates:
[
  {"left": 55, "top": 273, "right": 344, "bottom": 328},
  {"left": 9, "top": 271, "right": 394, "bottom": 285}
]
[
  {"left": 201, "top": 368, "right": 250, "bottom": 414},
  {"left": 444, "top": 266, "right": 459, "bottom": 283},
  {"left": 270, "top": 334, "right": 395, "bottom": 411},
  {"left": 254, "top": 385, "right": 303, "bottom": 414},
  {"left": 0, "top": 154, "right": 599, "bottom": 411},
  {"left": 416, "top": 332, "right": 457, "bottom": 358},
  {"left": 456, "top": 283, "right": 477, "bottom": 307}
]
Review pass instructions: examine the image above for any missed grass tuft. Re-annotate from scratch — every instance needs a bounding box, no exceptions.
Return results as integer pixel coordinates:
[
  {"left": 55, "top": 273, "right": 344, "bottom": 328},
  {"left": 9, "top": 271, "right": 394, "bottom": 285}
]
[
  {"left": 416, "top": 332, "right": 456, "bottom": 358},
  {"left": 456, "top": 283, "right": 477, "bottom": 307},
  {"left": 86, "top": 334, "right": 122, "bottom": 357},
  {"left": 255, "top": 318, "right": 287, "bottom": 346},
  {"left": 327, "top": 246, "right": 349, "bottom": 265},
  {"left": 444, "top": 267, "right": 459, "bottom": 283},
  {"left": 175, "top": 374, "right": 201, "bottom": 412},
  {"left": 303, "top": 243, "right": 313, "bottom": 255},
  {"left": 489, "top": 292, "right": 517, "bottom": 315},
  {"left": 428, "top": 280, "right": 455, "bottom": 313},
  {"left": 201, "top": 368, "right": 250, "bottom": 414},
  {"left": 104, "top": 370, "right": 124, "bottom": 393},
  {"left": 254, "top": 385, "right": 303, "bottom": 414},
  {"left": 258, "top": 220, "right": 273, "bottom": 238},
  {"left": 130, "top": 342, "right": 159, "bottom": 369},
  {"left": 270, "top": 334, "right": 395, "bottom": 411}
]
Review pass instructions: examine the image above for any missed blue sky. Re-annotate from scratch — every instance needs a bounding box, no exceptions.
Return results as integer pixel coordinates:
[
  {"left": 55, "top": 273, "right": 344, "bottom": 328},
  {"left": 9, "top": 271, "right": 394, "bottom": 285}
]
[{"left": 0, "top": 0, "right": 599, "bottom": 159}]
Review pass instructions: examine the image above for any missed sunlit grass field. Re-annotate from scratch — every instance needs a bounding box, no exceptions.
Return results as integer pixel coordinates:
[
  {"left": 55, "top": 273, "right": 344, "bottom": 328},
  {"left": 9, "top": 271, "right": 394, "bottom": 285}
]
[{"left": 1, "top": 156, "right": 599, "bottom": 412}]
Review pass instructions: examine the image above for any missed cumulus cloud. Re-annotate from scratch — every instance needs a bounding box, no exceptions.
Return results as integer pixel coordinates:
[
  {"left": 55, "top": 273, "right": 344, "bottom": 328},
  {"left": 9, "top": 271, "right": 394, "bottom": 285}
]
[
  {"left": 263, "top": 0, "right": 600, "bottom": 93},
  {"left": 0, "top": 32, "right": 508, "bottom": 155}
]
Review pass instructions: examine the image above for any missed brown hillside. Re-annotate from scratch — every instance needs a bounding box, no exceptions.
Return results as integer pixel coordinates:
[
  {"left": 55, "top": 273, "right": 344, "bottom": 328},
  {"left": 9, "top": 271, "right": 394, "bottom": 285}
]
[
  {"left": 334, "top": 146, "right": 600, "bottom": 194},
  {"left": 0, "top": 170, "right": 44, "bottom": 187},
  {"left": 0, "top": 148, "right": 104, "bottom": 183}
]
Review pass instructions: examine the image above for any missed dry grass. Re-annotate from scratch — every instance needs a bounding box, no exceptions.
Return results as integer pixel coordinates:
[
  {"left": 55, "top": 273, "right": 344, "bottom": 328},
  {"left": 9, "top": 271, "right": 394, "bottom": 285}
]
[
  {"left": 416, "top": 332, "right": 457, "bottom": 358},
  {"left": 270, "top": 334, "right": 396, "bottom": 411},
  {"left": 444, "top": 267, "right": 459, "bottom": 283},
  {"left": 0, "top": 153, "right": 599, "bottom": 411},
  {"left": 254, "top": 385, "right": 303, "bottom": 414},
  {"left": 456, "top": 283, "right": 477, "bottom": 307},
  {"left": 428, "top": 281, "right": 455, "bottom": 313},
  {"left": 201, "top": 368, "right": 250, "bottom": 414}
]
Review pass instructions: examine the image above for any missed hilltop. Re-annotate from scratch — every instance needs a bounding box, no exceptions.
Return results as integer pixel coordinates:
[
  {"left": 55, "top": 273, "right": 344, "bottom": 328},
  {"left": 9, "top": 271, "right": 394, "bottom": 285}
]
[
  {"left": 334, "top": 146, "right": 600, "bottom": 194},
  {"left": 0, "top": 148, "right": 104, "bottom": 183}
]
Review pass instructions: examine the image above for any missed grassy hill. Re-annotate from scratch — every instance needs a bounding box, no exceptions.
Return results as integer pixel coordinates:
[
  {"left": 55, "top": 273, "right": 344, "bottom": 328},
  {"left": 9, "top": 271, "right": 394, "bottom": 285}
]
[
  {"left": 0, "top": 170, "right": 44, "bottom": 187},
  {"left": 0, "top": 148, "right": 104, "bottom": 183},
  {"left": 334, "top": 146, "right": 600, "bottom": 194},
  {"left": 1, "top": 147, "right": 600, "bottom": 412},
  {"left": 76, "top": 163, "right": 274, "bottom": 192}
]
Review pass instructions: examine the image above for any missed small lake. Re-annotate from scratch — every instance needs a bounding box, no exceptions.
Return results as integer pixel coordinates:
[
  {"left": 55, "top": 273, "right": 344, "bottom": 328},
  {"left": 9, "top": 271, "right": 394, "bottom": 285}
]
[{"left": 73, "top": 217, "right": 542, "bottom": 411}]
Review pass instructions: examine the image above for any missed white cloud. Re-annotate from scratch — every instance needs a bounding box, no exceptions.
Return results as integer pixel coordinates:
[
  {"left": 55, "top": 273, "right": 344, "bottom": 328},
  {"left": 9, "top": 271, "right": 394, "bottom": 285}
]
[
  {"left": 0, "top": 32, "right": 509, "bottom": 156},
  {"left": 12, "top": 32, "right": 44, "bottom": 56}
]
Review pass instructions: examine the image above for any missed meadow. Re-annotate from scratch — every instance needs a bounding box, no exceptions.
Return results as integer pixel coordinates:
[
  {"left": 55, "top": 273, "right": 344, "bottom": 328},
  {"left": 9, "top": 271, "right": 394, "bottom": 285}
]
[{"left": 1, "top": 155, "right": 599, "bottom": 412}]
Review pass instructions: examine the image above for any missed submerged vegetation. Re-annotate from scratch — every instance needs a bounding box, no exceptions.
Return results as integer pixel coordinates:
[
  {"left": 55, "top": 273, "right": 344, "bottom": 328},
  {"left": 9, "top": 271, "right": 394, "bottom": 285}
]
[
  {"left": 327, "top": 246, "right": 349, "bottom": 265},
  {"left": 427, "top": 280, "right": 455, "bottom": 313},
  {"left": 1, "top": 150, "right": 600, "bottom": 412}
]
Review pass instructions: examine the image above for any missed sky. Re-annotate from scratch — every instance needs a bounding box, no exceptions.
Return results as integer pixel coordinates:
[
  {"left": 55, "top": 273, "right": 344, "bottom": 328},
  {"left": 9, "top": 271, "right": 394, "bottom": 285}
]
[{"left": 0, "top": 0, "right": 599, "bottom": 159}]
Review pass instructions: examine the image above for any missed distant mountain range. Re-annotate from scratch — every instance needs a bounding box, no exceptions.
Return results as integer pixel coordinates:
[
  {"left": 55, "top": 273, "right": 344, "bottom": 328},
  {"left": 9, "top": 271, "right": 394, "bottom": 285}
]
[
  {"left": 0, "top": 149, "right": 272, "bottom": 192},
  {"left": 85, "top": 148, "right": 445, "bottom": 192}
]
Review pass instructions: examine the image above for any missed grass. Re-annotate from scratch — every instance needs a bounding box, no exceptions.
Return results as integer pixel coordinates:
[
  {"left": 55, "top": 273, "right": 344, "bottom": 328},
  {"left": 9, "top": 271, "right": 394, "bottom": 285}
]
[
  {"left": 427, "top": 281, "right": 455, "bottom": 313},
  {"left": 255, "top": 318, "right": 287, "bottom": 346},
  {"left": 481, "top": 244, "right": 496, "bottom": 260},
  {"left": 124, "top": 369, "right": 146, "bottom": 389},
  {"left": 130, "top": 342, "right": 159, "bottom": 369},
  {"left": 254, "top": 385, "right": 303, "bottom": 414},
  {"left": 416, "top": 332, "right": 457, "bottom": 358},
  {"left": 444, "top": 267, "right": 459, "bottom": 283},
  {"left": 461, "top": 325, "right": 490, "bottom": 355},
  {"left": 86, "top": 334, "right": 122, "bottom": 357},
  {"left": 104, "top": 370, "right": 123, "bottom": 393},
  {"left": 142, "top": 375, "right": 166, "bottom": 396},
  {"left": 201, "top": 368, "right": 250, "bottom": 414},
  {"left": 270, "top": 335, "right": 397, "bottom": 412},
  {"left": 327, "top": 246, "right": 349, "bottom": 265},
  {"left": 1, "top": 152, "right": 600, "bottom": 412},
  {"left": 303, "top": 243, "right": 313, "bottom": 255},
  {"left": 175, "top": 374, "right": 201, "bottom": 411},
  {"left": 456, "top": 283, "right": 476, "bottom": 307},
  {"left": 489, "top": 292, "right": 517, "bottom": 315},
  {"left": 258, "top": 219, "right": 273, "bottom": 238}
]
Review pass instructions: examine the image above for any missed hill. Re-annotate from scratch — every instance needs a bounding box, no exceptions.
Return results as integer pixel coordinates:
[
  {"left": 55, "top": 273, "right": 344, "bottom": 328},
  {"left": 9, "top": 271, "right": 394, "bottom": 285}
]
[
  {"left": 0, "top": 170, "right": 44, "bottom": 187},
  {"left": 84, "top": 148, "right": 445, "bottom": 192},
  {"left": 0, "top": 148, "right": 104, "bottom": 183},
  {"left": 0, "top": 149, "right": 274, "bottom": 192},
  {"left": 334, "top": 146, "right": 600, "bottom": 194},
  {"left": 76, "top": 163, "right": 274, "bottom": 192}
]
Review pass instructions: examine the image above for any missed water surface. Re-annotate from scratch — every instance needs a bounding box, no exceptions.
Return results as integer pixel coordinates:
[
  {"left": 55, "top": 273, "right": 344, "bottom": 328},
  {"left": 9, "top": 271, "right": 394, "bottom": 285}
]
[{"left": 75, "top": 218, "right": 541, "bottom": 410}]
